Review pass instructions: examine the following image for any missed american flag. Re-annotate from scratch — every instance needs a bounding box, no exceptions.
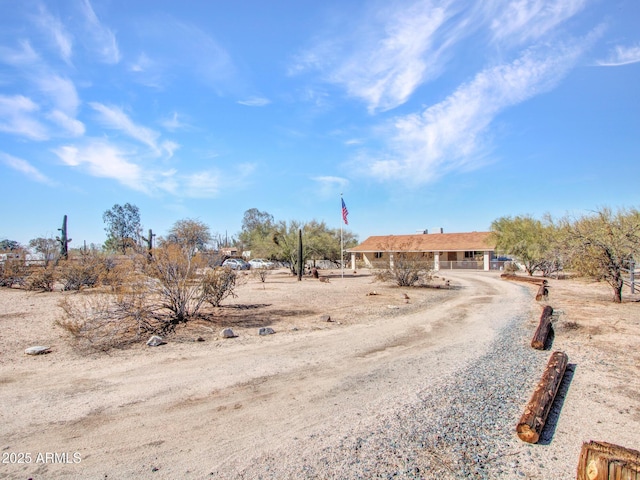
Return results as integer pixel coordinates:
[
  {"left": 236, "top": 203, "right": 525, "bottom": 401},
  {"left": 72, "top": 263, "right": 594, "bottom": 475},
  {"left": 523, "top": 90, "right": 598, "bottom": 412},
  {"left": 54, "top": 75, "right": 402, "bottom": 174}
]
[{"left": 342, "top": 198, "right": 349, "bottom": 225}]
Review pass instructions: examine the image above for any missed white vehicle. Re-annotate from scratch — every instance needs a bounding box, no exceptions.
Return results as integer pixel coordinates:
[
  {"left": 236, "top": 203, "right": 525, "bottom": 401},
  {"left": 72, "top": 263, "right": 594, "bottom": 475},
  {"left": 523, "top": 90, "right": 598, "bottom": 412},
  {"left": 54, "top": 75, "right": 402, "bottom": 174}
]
[{"left": 249, "top": 258, "right": 274, "bottom": 269}]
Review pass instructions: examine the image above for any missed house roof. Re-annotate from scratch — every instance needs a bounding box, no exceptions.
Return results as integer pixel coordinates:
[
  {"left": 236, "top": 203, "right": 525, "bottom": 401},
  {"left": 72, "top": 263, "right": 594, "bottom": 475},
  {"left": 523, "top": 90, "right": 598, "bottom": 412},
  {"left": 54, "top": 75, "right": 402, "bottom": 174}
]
[{"left": 348, "top": 231, "right": 495, "bottom": 253}]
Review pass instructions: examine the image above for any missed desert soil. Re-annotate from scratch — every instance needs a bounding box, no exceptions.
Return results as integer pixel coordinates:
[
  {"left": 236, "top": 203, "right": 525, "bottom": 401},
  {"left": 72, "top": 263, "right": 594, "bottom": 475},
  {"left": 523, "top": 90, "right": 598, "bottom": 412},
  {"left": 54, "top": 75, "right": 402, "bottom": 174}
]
[{"left": 0, "top": 269, "right": 638, "bottom": 479}]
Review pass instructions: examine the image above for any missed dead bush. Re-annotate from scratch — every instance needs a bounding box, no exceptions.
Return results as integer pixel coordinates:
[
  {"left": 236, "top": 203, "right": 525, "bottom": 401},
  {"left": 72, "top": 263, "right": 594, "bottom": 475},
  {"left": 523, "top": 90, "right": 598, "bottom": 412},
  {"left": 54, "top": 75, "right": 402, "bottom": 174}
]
[
  {"left": 144, "top": 244, "right": 208, "bottom": 327},
  {"left": 56, "top": 277, "right": 157, "bottom": 350},
  {"left": 375, "top": 257, "right": 433, "bottom": 287},
  {"left": 251, "top": 267, "right": 270, "bottom": 283},
  {"left": 58, "top": 253, "right": 105, "bottom": 291},
  {"left": 25, "top": 265, "right": 58, "bottom": 292},
  {"left": 203, "top": 267, "right": 242, "bottom": 307},
  {"left": 0, "top": 259, "right": 29, "bottom": 288}
]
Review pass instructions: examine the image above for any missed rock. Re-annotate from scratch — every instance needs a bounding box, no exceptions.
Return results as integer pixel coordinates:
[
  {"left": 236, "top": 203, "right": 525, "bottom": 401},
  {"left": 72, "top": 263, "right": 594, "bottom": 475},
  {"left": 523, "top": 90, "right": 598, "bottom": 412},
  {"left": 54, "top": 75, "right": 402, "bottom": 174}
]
[
  {"left": 221, "top": 328, "right": 237, "bottom": 338},
  {"left": 146, "top": 335, "right": 166, "bottom": 347},
  {"left": 320, "top": 314, "right": 332, "bottom": 322},
  {"left": 24, "top": 345, "right": 50, "bottom": 355},
  {"left": 196, "top": 336, "right": 205, "bottom": 342},
  {"left": 387, "top": 305, "right": 400, "bottom": 309},
  {"left": 258, "top": 327, "right": 275, "bottom": 336}
]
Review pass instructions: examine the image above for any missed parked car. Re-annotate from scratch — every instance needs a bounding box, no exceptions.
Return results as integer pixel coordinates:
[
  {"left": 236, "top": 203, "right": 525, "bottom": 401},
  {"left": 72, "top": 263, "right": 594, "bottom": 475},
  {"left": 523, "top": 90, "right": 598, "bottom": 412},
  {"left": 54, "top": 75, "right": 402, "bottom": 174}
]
[
  {"left": 249, "top": 258, "right": 274, "bottom": 269},
  {"left": 222, "top": 258, "right": 250, "bottom": 270}
]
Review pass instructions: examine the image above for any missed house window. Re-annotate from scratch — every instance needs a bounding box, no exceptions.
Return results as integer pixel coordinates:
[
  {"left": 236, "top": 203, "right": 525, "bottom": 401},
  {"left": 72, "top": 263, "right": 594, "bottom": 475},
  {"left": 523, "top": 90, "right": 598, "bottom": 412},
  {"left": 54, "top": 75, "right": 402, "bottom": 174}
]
[
  {"left": 374, "top": 252, "right": 383, "bottom": 259},
  {"left": 464, "top": 251, "right": 474, "bottom": 258}
]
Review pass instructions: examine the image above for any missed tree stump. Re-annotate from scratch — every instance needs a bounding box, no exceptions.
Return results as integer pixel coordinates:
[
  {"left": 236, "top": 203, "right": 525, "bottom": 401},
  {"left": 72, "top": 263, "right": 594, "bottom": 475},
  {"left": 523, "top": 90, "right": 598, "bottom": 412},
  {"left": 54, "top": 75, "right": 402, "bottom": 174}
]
[
  {"left": 516, "top": 350, "right": 568, "bottom": 443},
  {"left": 531, "top": 305, "right": 554, "bottom": 350},
  {"left": 576, "top": 441, "right": 640, "bottom": 480}
]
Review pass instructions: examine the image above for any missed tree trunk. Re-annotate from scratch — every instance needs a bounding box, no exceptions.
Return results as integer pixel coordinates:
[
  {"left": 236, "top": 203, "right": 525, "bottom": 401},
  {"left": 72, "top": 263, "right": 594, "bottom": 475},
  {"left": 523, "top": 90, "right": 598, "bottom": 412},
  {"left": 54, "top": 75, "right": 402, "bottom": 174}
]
[
  {"left": 501, "top": 273, "right": 548, "bottom": 285},
  {"left": 531, "top": 305, "right": 554, "bottom": 350},
  {"left": 576, "top": 440, "right": 640, "bottom": 480},
  {"left": 516, "top": 351, "right": 568, "bottom": 444},
  {"left": 297, "top": 228, "right": 303, "bottom": 282}
]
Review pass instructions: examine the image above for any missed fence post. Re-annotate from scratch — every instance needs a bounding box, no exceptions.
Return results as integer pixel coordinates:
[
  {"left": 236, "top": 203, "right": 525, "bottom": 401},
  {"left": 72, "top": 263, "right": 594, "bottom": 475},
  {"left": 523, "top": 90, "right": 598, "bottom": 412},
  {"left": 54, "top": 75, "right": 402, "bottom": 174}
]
[{"left": 631, "top": 260, "right": 635, "bottom": 294}]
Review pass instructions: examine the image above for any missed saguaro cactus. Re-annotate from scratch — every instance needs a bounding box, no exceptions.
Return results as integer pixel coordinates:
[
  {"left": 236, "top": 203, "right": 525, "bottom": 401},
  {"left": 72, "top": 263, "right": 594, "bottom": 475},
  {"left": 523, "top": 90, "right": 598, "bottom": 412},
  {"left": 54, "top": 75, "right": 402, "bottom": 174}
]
[
  {"left": 142, "top": 228, "right": 155, "bottom": 258},
  {"left": 56, "top": 215, "right": 72, "bottom": 260},
  {"left": 297, "top": 228, "right": 303, "bottom": 281}
]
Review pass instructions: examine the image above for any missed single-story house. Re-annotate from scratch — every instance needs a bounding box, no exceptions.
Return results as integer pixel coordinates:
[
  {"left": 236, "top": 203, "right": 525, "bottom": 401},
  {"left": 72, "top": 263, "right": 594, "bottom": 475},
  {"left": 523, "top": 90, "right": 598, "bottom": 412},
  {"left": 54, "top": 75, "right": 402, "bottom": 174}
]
[{"left": 347, "top": 230, "right": 499, "bottom": 271}]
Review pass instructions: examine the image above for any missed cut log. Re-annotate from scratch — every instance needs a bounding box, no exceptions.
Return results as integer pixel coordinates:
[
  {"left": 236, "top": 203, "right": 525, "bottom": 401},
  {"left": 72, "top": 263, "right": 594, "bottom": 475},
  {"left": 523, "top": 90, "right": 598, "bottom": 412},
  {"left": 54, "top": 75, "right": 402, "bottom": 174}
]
[
  {"left": 516, "top": 350, "right": 568, "bottom": 444},
  {"left": 531, "top": 305, "right": 554, "bottom": 350},
  {"left": 501, "top": 273, "right": 548, "bottom": 286},
  {"left": 576, "top": 441, "right": 640, "bottom": 480},
  {"left": 535, "top": 284, "right": 549, "bottom": 301}
]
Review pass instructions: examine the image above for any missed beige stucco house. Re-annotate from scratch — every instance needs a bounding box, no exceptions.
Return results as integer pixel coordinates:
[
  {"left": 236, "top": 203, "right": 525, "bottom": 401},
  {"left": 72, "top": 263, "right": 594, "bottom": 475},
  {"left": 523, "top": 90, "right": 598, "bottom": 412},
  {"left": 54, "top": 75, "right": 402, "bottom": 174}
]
[{"left": 347, "top": 231, "right": 498, "bottom": 271}]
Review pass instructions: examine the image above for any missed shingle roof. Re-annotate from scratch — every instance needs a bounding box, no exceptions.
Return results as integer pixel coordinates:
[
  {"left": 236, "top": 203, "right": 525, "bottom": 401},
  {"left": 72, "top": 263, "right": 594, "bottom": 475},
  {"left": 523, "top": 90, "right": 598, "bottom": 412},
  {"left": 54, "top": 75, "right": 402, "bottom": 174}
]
[{"left": 348, "top": 231, "right": 495, "bottom": 252}]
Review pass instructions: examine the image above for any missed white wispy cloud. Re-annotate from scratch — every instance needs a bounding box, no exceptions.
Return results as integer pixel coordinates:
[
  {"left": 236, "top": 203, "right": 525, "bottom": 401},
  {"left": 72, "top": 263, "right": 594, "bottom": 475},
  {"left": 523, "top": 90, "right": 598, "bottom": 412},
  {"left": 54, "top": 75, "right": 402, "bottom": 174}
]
[
  {"left": 53, "top": 140, "right": 147, "bottom": 192},
  {"left": 489, "top": 0, "right": 587, "bottom": 45},
  {"left": 47, "top": 110, "right": 85, "bottom": 137},
  {"left": 161, "top": 112, "right": 189, "bottom": 132},
  {"left": 312, "top": 176, "right": 349, "bottom": 198},
  {"left": 0, "top": 95, "right": 48, "bottom": 140},
  {"left": 89, "top": 102, "right": 166, "bottom": 155},
  {"left": 33, "top": 3, "right": 74, "bottom": 63},
  {"left": 0, "top": 40, "right": 40, "bottom": 66},
  {"left": 597, "top": 43, "right": 640, "bottom": 66},
  {"left": 0, "top": 152, "right": 54, "bottom": 185},
  {"left": 363, "top": 41, "right": 590, "bottom": 184},
  {"left": 34, "top": 73, "right": 80, "bottom": 114},
  {"left": 293, "top": 0, "right": 457, "bottom": 113},
  {"left": 79, "top": 0, "right": 120, "bottom": 64},
  {"left": 237, "top": 97, "right": 271, "bottom": 107}
]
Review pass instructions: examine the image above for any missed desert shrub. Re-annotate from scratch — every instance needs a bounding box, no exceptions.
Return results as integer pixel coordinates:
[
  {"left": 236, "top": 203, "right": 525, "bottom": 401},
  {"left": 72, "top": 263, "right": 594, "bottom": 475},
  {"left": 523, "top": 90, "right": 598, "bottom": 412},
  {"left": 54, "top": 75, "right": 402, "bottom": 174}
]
[
  {"left": 0, "top": 259, "right": 29, "bottom": 288},
  {"left": 375, "top": 256, "right": 433, "bottom": 287},
  {"left": 144, "top": 244, "right": 208, "bottom": 327},
  {"left": 251, "top": 267, "right": 270, "bottom": 283},
  {"left": 203, "top": 267, "right": 242, "bottom": 307},
  {"left": 25, "top": 265, "right": 58, "bottom": 291},
  {"left": 99, "top": 256, "right": 141, "bottom": 292},
  {"left": 57, "top": 276, "right": 157, "bottom": 350},
  {"left": 58, "top": 253, "right": 106, "bottom": 291}
]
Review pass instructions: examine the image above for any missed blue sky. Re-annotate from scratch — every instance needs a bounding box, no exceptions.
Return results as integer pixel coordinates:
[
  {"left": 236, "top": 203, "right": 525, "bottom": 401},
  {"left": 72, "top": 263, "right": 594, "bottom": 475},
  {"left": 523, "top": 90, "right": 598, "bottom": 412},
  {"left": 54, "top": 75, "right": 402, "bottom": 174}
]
[{"left": 1, "top": 0, "right": 639, "bottom": 247}]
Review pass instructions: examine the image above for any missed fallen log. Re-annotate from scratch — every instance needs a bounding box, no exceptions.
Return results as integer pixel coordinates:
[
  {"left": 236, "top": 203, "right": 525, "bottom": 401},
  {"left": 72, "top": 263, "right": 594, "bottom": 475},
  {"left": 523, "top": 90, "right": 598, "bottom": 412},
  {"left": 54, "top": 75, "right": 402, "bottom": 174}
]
[
  {"left": 531, "top": 305, "right": 554, "bottom": 350},
  {"left": 535, "top": 284, "right": 549, "bottom": 301},
  {"left": 501, "top": 273, "right": 548, "bottom": 286},
  {"left": 576, "top": 440, "right": 640, "bottom": 480},
  {"left": 516, "top": 350, "right": 568, "bottom": 444}
]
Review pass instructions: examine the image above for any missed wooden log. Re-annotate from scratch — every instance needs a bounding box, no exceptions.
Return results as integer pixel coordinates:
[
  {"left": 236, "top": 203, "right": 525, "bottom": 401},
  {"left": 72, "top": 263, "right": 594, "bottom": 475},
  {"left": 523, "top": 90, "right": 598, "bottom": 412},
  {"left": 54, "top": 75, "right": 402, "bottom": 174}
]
[
  {"left": 516, "top": 351, "right": 568, "bottom": 443},
  {"left": 531, "top": 305, "right": 554, "bottom": 350},
  {"left": 576, "top": 441, "right": 640, "bottom": 480},
  {"left": 535, "top": 284, "right": 549, "bottom": 301},
  {"left": 501, "top": 273, "right": 548, "bottom": 285}
]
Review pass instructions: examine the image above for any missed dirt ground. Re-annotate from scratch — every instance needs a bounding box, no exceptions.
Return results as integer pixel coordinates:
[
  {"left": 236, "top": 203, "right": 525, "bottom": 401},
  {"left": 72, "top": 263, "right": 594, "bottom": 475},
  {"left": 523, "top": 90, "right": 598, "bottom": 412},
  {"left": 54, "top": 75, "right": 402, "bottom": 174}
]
[{"left": 0, "top": 268, "right": 638, "bottom": 479}]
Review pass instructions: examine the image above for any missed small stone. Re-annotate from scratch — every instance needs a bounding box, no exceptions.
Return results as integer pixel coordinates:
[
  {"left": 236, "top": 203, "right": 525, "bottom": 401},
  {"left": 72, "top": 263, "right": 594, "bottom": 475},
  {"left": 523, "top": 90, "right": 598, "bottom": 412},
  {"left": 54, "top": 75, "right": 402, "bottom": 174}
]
[
  {"left": 196, "top": 336, "right": 205, "bottom": 342},
  {"left": 24, "top": 345, "right": 50, "bottom": 355},
  {"left": 221, "top": 328, "right": 237, "bottom": 338},
  {"left": 320, "top": 314, "right": 332, "bottom": 322},
  {"left": 146, "top": 335, "right": 166, "bottom": 347},
  {"left": 258, "top": 327, "right": 275, "bottom": 336}
]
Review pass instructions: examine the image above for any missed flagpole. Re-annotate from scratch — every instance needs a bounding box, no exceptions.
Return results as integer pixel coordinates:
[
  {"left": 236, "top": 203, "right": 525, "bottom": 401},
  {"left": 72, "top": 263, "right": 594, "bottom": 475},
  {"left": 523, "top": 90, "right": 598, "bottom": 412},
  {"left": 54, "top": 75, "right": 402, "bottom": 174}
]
[{"left": 340, "top": 193, "right": 344, "bottom": 279}]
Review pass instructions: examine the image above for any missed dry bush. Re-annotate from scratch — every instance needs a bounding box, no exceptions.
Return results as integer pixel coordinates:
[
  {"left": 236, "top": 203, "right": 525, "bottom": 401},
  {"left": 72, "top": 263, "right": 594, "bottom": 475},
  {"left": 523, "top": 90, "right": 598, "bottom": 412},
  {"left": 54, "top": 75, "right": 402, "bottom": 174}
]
[
  {"left": 99, "top": 256, "right": 142, "bottom": 292},
  {"left": 56, "top": 277, "right": 158, "bottom": 350},
  {"left": 203, "top": 267, "right": 243, "bottom": 307},
  {"left": 0, "top": 259, "right": 29, "bottom": 288},
  {"left": 57, "top": 253, "right": 105, "bottom": 291},
  {"left": 251, "top": 267, "right": 270, "bottom": 283},
  {"left": 144, "top": 244, "right": 208, "bottom": 327},
  {"left": 375, "top": 257, "right": 433, "bottom": 287},
  {"left": 25, "top": 265, "right": 58, "bottom": 292}
]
